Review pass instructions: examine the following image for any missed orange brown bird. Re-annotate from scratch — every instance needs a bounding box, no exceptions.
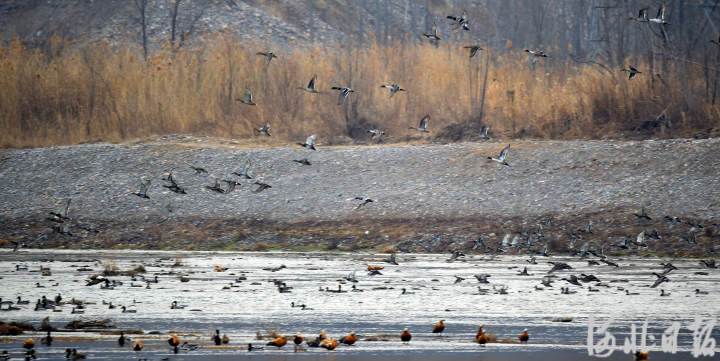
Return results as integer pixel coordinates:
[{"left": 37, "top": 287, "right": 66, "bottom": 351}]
[
  {"left": 340, "top": 331, "right": 357, "bottom": 345},
  {"left": 432, "top": 319, "right": 445, "bottom": 334},
  {"left": 320, "top": 338, "right": 339, "bottom": 350},
  {"left": 168, "top": 334, "right": 180, "bottom": 353},
  {"left": 267, "top": 335, "right": 288, "bottom": 347},
  {"left": 293, "top": 332, "right": 304, "bottom": 345},
  {"left": 476, "top": 325, "right": 488, "bottom": 345},
  {"left": 23, "top": 339, "right": 35, "bottom": 350},
  {"left": 519, "top": 328, "right": 529, "bottom": 343},
  {"left": 367, "top": 265, "right": 384, "bottom": 271},
  {"left": 401, "top": 328, "right": 412, "bottom": 342},
  {"left": 132, "top": 341, "right": 143, "bottom": 351},
  {"left": 214, "top": 266, "right": 228, "bottom": 272},
  {"left": 634, "top": 350, "right": 649, "bottom": 360}
]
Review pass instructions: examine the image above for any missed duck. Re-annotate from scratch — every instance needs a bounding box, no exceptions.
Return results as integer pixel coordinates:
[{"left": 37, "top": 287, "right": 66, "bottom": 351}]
[
  {"left": 132, "top": 341, "right": 143, "bottom": 351},
  {"left": 626, "top": 290, "right": 640, "bottom": 295},
  {"left": 367, "top": 265, "right": 384, "bottom": 271},
  {"left": 409, "top": 115, "right": 430, "bottom": 132},
  {"left": 401, "top": 328, "right": 412, "bottom": 342},
  {"left": 423, "top": 22, "right": 440, "bottom": 41},
  {"left": 66, "top": 348, "right": 87, "bottom": 360},
  {"left": 41, "top": 331, "right": 52, "bottom": 346},
  {"left": 367, "top": 129, "right": 385, "bottom": 141},
  {"left": 205, "top": 179, "right": 225, "bottom": 193},
  {"left": 629, "top": 7, "right": 649, "bottom": 22},
  {"left": 433, "top": 319, "right": 445, "bottom": 334},
  {"left": 340, "top": 331, "right": 357, "bottom": 345},
  {"left": 293, "top": 332, "right": 304, "bottom": 345},
  {"left": 255, "top": 122, "right": 271, "bottom": 136},
  {"left": 695, "top": 289, "right": 709, "bottom": 295},
  {"left": 487, "top": 144, "right": 511, "bottom": 166},
  {"left": 266, "top": 335, "right": 288, "bottom": 347},
  {"left": 168, "top": 334, "right": 180, "bottom": 353},
  {"left": 256, "top": 51, "right": 277, "bottom": 65},
  {"left": 132, "top": 179, "right": 151, "bottom": 199},
  {"left": 331, "top": 87, "right": 354, "bottom": 105},
  {"left": 524, "top": 49, "right": 548, "bottom": 57},
  {"left": 171, "top": 301, "right": 185, "bottom": 309},
  {"left": 476, "top": 325, "right": 488, "bottom": 345},
  {"left": 298, "top": 75, "right": 320, "bottom": 93},
  {"left": 16, "top": 296, "right": 29, "bottom": 305},
  {"left": 380, "top": 83, "right": 405, "bottom": 98},
  {"left": 48, "top": 199, "right": 71, "bottom": 222},
  {"left": 320, "top": 338, "right": 339, "bottom": 350},
  {"left": 297, "top": 134, "right": 317, "bottom": 150},
  {"left": 293, "top": 158, "right": 311, "bottom": 165},
  {"left": 163, "top": 174, "right": 186, "bottom": 194},
  {"left": 401, "top": 288, "right": 414, "bottom": 295},
  {"left": 118, "top": 331, "right": 127, "bottom": 347},
  {"left": 247, "top": 343, "right": 263, "bottom": 351},
  {"left": 121, "top": 306, "right": 136, "bottom": 313},
  {"left": 621, "top": 66, "right": 642, "bottom": 79},
  {"left": 232, "top": 159, "right": 253, "bottom": 179},
  {"left": 71, "top": 307, "right": 85, "bottom": 314},
  {"left": 519, "top": 329, "right": 529, "bottom": 343},
  {"left": 648, "top": 4, "right": 667, "bottom": 24},
  {"left": 213, "top": 329, "right": 222, "bottom": 345},
  {"left": 252, "top": 181, "right": 272, "bottom": 194},
  {"left": 307, "top": 330, "right": 327, "bottom": 347},
  {"left": 222, "top": 334, "right": 230, "bottom": 344},
  {"left": 351, "top": 285, "right": 363, "bottom": 292},
  {"left": 634, "top": 350, "right": 649, "bottom": 360},
  {"left": 235, "top": 89, "right": 256, "bottom": 105},
  {"left": 660, "top": 289, "right": 671, "bottom": 296},
  {"left": 23, "top": 339, "right": 34, "bottom": 350}
]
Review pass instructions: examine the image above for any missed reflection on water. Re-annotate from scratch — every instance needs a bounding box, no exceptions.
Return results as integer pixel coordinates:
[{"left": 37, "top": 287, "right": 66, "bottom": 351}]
[{"left": 0, "top": 249, "right": 718, "bottom": 359}]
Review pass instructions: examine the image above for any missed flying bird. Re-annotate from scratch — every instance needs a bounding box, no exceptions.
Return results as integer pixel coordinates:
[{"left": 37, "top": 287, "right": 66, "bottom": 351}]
[
  {"left": 253, "top": 181, "right": 272, "bottom": 194},
  {"left": 256, "top": 51, "right": 277, "bottom": 65},
  {"left": 621, "top": 66, "right": 642, "bottom": 79},
  {"left": 628, "top": 7, "right": 649, "bottom": 22},
  {"left": 255, "top": 122, "right": 271, "bottom": 136},
  {"left": 331, "top": 86, "right": 354, "bottom": 105},
  {"left": 464, "top": 45, "right": 483, "bottom": 58},
  {"left": 649, "top": 4, "right": 668, "bottom": 24},
  {"left": 293, "top": 158, "right": 311, "bottom": 165},
  {"left": 423, "top": 22, "right": 440, "bottom": 41},
  {"left": 163, "top": 174, "right": 186, "bottom": 194},
  {"left": 205, "top": 178, "right": 225, "bottom": 193},
  {"left": 524, "top": 49, "right": 548, "bottom": 57},
  {"left": 132, "top": 179, "right": 151, "bottom": 199},
  {"left": 233, "top": 160, "right": 253, "bottom": 179},
  {"left": 298, "top": 74, "right": 320, "bottom": 93},
  {"left": 380, "top": 83, "right": 405, "bottom": 98},
  {"left": 409, "top": 115, "right": 430, "bottom": 132},
  {"left": 487, "top": 144, "right": 511, "bottom": 166},
  {"left": 298, "top": 134, "right": 317, "bottom": 150},
  {"left": 48, "top": 199, "right": 71, "bottom": 222},
  {"left": 368, "top": 129, "right": 385, "bottom": 141},
  {"left": 235, "top": 89, "right": 256, "bottom": 105}
]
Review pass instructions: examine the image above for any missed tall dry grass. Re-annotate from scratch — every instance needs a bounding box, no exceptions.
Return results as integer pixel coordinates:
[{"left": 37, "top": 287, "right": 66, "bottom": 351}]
[{"left": 0, "top": 34, "right": 717, "bottom": 148}]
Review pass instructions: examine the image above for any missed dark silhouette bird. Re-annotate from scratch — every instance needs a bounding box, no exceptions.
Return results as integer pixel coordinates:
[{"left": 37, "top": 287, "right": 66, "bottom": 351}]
[
  {"left": 221, "top": 180, "right": 239, "bottom": 194},
  {"left": 331, "top": 87, "right": 354, "bottom": 105},
  {"left": 205, "top": 178, "right": 225, "bottom": 193},
  {"left": 380, "top": 83, "right": 405, "bottom": 98},
  {"left": 629, "top": 7, "right": 649, "bottom": 22},
  {"left": 410, "top": 115, "right": 430, "bottom": 132},
  {"left": 488, "top": 144, "right": 511, "bottom": 166},
  {"left": 163, "top": 174, "right": 186, "bottom": 194},
  {"left": 622, "top": 66, "right": 642, "bottom": 79},
  {"left": 253, "top": 181, "right": 272, "bottom": 194},
  {"left": 48, "top": 199, "right": 71, "bottom": 222},
  {"left": 298, "top": 134, "right": 317, "bottom": 150},
  {"left": 118, "top": 331, "right": 127, "bottom": 347},
  {"left": 213, "top": 330, "right": 222, "bottom": 346},
  {"left": 355, "top": 197, "right": 374, "bottom": 209},
  {"left": 700, "top": 259, "right": 716, "bottom": 269},
  {"left": 423, "top": 22, "right": 440, "bottom": 41},
  {"left": 454, "top": 275, "right": 466, "bottom": 284},
  {"left": 474, "top": 273, "right": 491, "bottom": 283},
  {"left": 633, "top": 207, "right": 651, "bottom": 219},
  {"left": 525, "top": 49, "right": 548, "bottom": 57},
  {"left": 189, "top": 165, "right": 207, "bottom": 174},
  {"left": 40, "top": 331, "right": 52, "bottom": 346},
  {"left": 401, "top": 328, "right": 412, "bottom": 342},
  {"left": 298, "top": 75, "right": 320, "bottom": 93},
  {"left": 255, "top": 122, "right": 271, "bottom": 136},
  {"left": 368, "top": 129, "right": 386, "bottom": 141},
  {"left": 519, "top": 329, "right": 529, "bottom": 343},
  {"left": 432, "top": 319, "right": 445, "bottom": 334},
  {"left": 293, "top": 158, "right": 311, "bottom": 165},
  {"left": 293, "top": 332, "right": 303, "bottom": 345},
  {"left": 563, "top": 275, "right": 581, "bottom": 286},
  {"left": 256, "top": 51, "right": 277, "bottom": 64},
  {"left": 307, "top": 330, "right": 327, "bottom": 347},
  {"left": 235, "top": 89, "right": 256, "bottom": 105},
  {"left": 464, "top": 45, "right": 483, "bottom": 58},
  {"left": 711, "top": 36, "right": 720, "bottom": 46},
  {"left": 11, "top": 241, "right": 24, "bottom": 252},
  {"left": 479, "top": 125, "right": 490, "bottom": 139},
  {"left": 233, "top": 160, "right": 253, "bottom": 179},
  {"left": 651, "top": 274, "right": 669, "bottom": 288},
  {"left": 548, "top": 262, "right": 573, "bottom": 273},
  {"left": 132, "top": 179, "right": 151, "bottom": 199},
  {"left": 247, "top": 343, "right": 263, "bottom": 351}
]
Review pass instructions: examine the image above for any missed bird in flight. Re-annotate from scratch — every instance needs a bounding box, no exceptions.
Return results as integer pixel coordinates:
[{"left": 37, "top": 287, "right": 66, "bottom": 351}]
[
  {"left": 331, "top": 86, "right": 354, "bottom": 105},
  {"left": 621, "top": 66, "right": 642, "bottom": 79},
  {"left": 487, "top": 144, "right": 511, "bottom": 166},
  {"left": 298, "top": 75, "right": 320, "bottom": 93},
  {"left": 380, "top": 83, "right": 405, "bottom": 98},
  {"left": 132, "top": 179, "right": 151, "bottom": 199},
  {"left": 409, "top": 115, "right": 430, "bottom": 132},
  {"left": 235, "top": 89, "right": 256, "bottom": 105},
  {"left": 464, "top": 45, "right": 483, "bottom": 58},
  {"left": 298, "top": 134, "right": 317, "bottom": 150},
  {"left": 256, "top": 51, "right": 277, "bottom": 65}
]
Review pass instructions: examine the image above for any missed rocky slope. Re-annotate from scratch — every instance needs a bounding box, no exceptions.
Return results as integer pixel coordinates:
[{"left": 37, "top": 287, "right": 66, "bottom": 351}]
[{"left": 0, "top": 136, "right": 719, "bottom": 253}]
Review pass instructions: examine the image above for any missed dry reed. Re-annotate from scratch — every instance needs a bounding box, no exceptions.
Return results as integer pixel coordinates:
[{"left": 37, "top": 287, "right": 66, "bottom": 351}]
[{"left": 0, "top": 34, "right": 717, "bottom": 149}]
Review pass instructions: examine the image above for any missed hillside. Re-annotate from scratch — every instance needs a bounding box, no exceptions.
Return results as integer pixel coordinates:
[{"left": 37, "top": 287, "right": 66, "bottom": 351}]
[{"left": 1, "top": 136, "right": 718, "bottom": 254}]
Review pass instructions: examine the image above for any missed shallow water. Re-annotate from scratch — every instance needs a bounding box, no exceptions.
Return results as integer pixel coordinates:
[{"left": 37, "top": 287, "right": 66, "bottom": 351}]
[{"left": 0, "top": 249, "right": 718, "bottom": 360}]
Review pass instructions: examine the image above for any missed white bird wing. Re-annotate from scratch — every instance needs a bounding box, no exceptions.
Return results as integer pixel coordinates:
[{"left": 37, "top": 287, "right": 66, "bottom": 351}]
[
  {"left": 306, "top": 134, "right": 316, "bottom": 147},
  {"left": 498, "top": 145, "right": 510, "bottom": 162}
]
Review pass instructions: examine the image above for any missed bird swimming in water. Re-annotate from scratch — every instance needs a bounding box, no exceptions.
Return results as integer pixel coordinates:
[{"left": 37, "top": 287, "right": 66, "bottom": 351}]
[{"left": 340, "top": 331, "right": 357, "bottom": 345}]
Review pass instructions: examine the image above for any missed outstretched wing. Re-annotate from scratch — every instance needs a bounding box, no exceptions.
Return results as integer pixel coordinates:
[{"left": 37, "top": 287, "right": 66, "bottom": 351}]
[
  {"left": 243, "top": 159, "right": 251, "bottom": 174},
  {"left": 60, "top": 199, "right": 71, "bottom": 217},
  {"left": 306, "top": 134, "right": 316, "bottom": 147},
  {"left": 419, "top": 115, "right": 429, "bottom": 130},
  {"left": 308, "top": 75, "right": 317, "bottom": 89},
  {"left": 498, "top": 144, "right": 510, "bottom": 162}
]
